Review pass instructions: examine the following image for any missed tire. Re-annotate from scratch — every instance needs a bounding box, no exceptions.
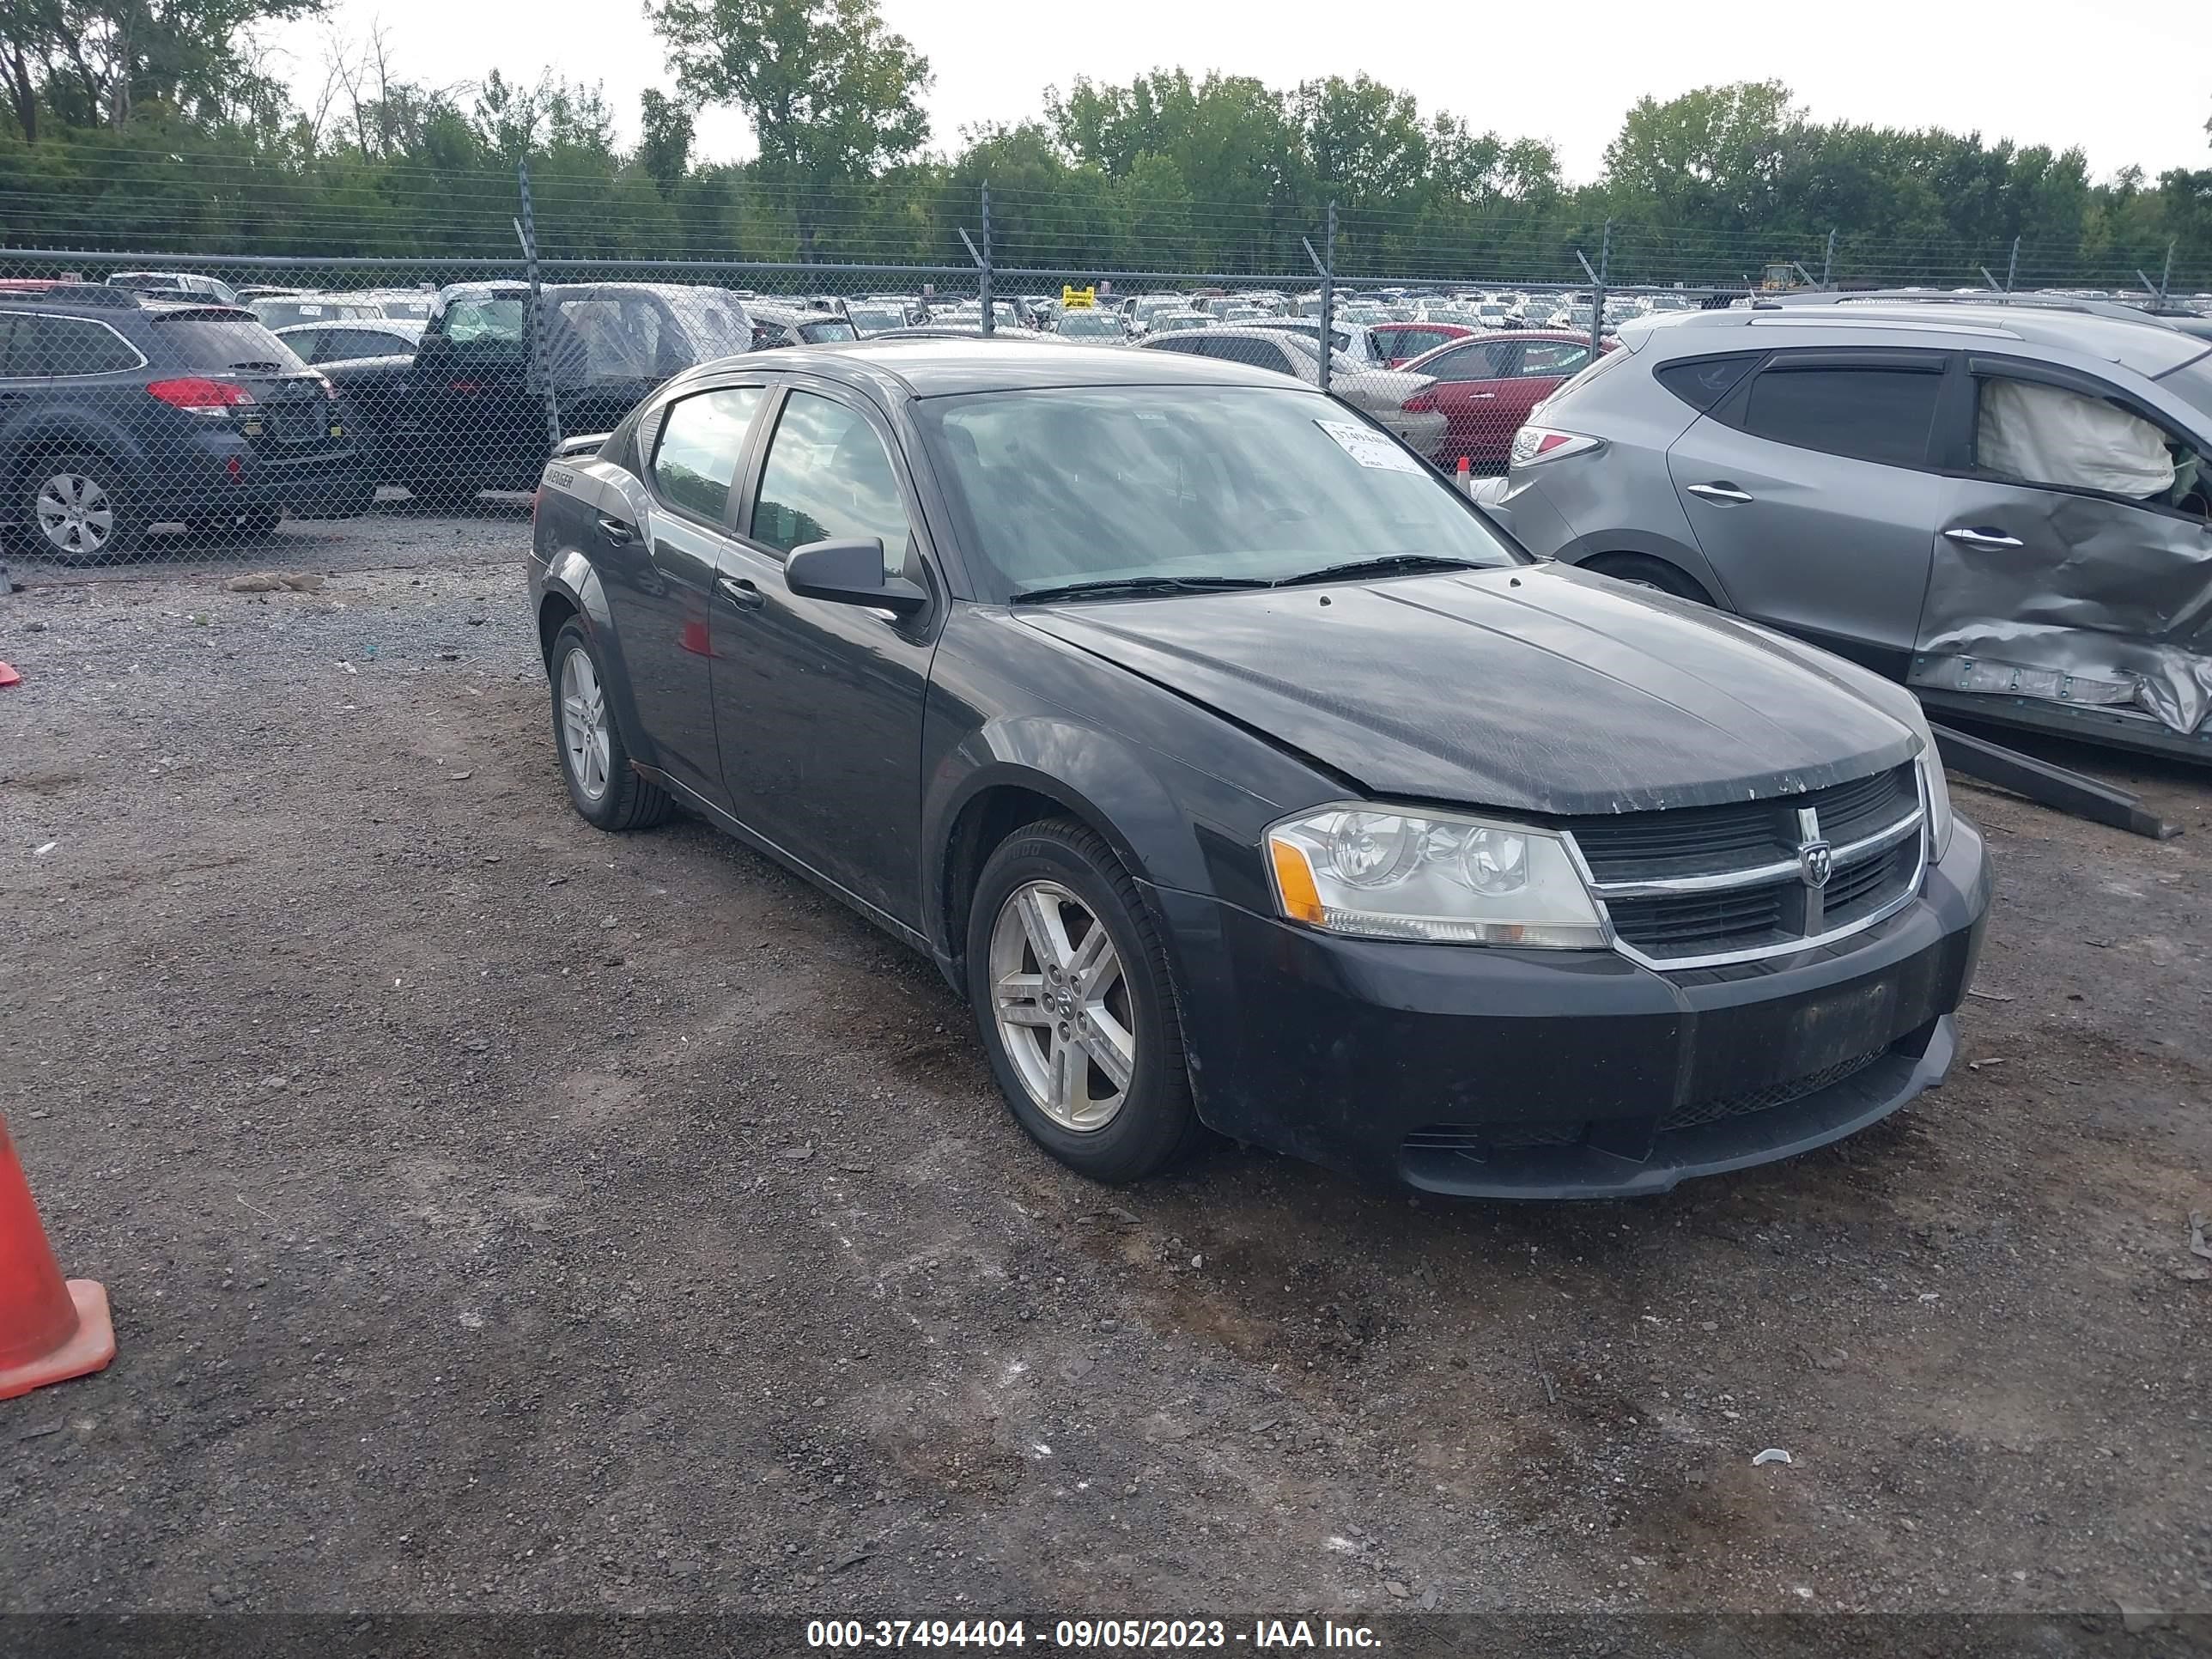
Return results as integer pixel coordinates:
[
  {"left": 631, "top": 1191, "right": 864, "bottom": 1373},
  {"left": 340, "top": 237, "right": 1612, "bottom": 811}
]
[
  {"left": 545, "top": 617, "right": 673, "bottom": 831},
  {"left": 965, "top": 817, "right": 1202, "bottom": 1183},
  {"left": 1586, "top": 552, "right": 1712, "bottom": 605},
  {"left": 21, "top": 452, "right": 140, "bottom": 563}
]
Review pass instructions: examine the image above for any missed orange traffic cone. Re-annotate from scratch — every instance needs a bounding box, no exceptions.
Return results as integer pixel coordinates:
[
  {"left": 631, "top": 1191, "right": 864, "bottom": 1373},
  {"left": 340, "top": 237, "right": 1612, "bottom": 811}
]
[
  {"left": 1455, "top": 456, "right": 1472, "bottom": 495},
  {"left": 0, "top": 1116, "right": 114, "bottom": 1402}
]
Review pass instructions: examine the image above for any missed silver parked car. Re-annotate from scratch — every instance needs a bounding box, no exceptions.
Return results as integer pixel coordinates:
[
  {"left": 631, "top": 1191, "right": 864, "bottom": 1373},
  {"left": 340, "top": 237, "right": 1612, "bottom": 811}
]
[
  {"left": 1136, "top": 326, "right": 1443, "bottom": 452},
  {"left": 1481, "top": 296, "right": 2212, "bottom": 758}
]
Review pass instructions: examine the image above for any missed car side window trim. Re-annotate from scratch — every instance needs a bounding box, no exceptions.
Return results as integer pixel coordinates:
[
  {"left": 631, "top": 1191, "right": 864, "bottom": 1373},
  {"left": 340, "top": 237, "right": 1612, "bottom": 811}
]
[
  {"left": 1955, "top": 351, "right": 2211, "bottom": 525},
  {"left": 645, "top": 382, "right": 770, "bottom": 534},
  {"left": 1708, "top": 347, "right": 1948, "bottom": 472},
  {"left": 727, "top": 380, "right": 944, "bottom": 607},
  {"left": 0, "top": 309, "right": 149, "bottom": 378}
]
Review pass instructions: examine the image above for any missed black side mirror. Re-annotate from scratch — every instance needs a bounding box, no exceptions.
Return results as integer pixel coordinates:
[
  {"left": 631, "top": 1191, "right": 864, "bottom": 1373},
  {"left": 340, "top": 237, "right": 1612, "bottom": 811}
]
[{"left": 784, "top": 537, "right": 927, "bottom": 617}]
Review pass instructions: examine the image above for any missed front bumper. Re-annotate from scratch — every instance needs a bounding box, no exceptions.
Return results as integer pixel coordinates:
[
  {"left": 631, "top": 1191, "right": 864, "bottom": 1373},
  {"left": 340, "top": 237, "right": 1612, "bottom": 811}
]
[{"left": 1150, "top": 816, "right": 1990, "bottom": 1198}]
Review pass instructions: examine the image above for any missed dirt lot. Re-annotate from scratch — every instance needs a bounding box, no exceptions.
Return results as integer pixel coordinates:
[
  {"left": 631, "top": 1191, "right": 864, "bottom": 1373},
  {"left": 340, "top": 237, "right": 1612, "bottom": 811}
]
[{"left": 2, "top": 554, "right": 2208, "bottom": 1626}]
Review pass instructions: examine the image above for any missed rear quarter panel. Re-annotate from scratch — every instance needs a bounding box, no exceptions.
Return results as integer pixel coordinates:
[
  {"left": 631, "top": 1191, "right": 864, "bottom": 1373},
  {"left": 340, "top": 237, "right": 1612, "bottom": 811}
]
[{"left": 1509, "top": 362, "right": 1728, "bottom": 598}]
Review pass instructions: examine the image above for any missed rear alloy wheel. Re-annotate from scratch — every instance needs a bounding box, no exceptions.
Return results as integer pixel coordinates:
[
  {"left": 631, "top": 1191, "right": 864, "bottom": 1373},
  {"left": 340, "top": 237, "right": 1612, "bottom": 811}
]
[
  {"left": 1588, "top": 552, "right": 1711, "bottom": 605},
  {"left": 545, "top": 617, "right": 672, "bottom": 831},
  {"left": 968, "top": 819, "right": 1200, "bottom": 1182},
  {"left": 27, "top": 456, "right": 137, "bottom": 562}
]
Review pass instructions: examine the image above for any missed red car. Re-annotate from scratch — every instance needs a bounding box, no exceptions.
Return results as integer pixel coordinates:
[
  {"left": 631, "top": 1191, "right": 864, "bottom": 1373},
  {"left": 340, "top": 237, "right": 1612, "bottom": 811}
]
[
  {"left": 1368, "top": 320, "right": 1479, "bottom": 368},
  {"left": 1399, "top": 330, "right": 1617, "bottom": 471}
]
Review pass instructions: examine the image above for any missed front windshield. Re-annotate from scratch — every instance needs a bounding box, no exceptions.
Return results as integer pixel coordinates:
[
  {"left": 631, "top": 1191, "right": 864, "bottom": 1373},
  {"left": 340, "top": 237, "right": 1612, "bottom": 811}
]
[
  {"left": 920, "top": 385, "right": 1518, "bottom": 601},
  {"left": 1149, "top": 313, "right": 1205, "bottom": 332},
  {"left": 2155, "top": 351, "right": 2212, "bottom": 425},
  {"left": 848, "top": 306, "right": 904, "bottom": 333}
]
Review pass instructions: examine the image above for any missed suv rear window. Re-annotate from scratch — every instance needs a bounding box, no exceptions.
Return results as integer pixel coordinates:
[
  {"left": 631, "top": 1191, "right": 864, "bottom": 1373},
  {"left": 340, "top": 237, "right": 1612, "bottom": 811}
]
[
  {"left": 1737, "top": 365, "right": 1942, "bottom": 467},
  {"left": 149, "top": 313, "right": 300, "bottom": 370},
  {"left": 435, "top": 295, "right": 527, "bottom": 360}
]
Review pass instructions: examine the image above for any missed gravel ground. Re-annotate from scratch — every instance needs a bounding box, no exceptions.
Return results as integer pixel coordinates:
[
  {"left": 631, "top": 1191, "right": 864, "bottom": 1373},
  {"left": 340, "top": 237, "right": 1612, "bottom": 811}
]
[
  {"left": 2, "top": 495, "right": 530, "bottom": 590},
  {"left": 1, "top": 557, "right": 2208, "bottom": 1626}
]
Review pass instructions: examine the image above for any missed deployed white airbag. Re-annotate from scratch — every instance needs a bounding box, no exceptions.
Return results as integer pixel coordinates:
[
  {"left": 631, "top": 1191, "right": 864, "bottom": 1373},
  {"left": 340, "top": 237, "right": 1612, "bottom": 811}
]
[{"left": 1977, "top": 379, "right": 2174, "bottom": 500}]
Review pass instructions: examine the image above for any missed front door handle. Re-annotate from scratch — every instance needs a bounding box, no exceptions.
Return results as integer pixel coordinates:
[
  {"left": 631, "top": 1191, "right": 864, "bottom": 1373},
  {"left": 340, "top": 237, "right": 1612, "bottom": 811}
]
[
  {"left": 716, "top": 575, "right": 765, "bottom": 611},
  {"left": 1468, "top": 391, "right": 1498, "bottom": 399},
  {"left": 1685, "top": 482, "right": 1754, "bottom": 505},
  {"left": 597, "top": 514, "right": 637, "bottom": 545},
  {"left": 1943, "top": 526, "right": 2025, "bottom": 550}
]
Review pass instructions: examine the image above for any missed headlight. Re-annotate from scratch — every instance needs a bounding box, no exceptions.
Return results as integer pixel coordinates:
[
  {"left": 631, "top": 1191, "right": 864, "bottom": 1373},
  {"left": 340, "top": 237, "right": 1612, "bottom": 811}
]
[
  {"left": 1900, "top": 703, "right": 1955, "bottom": 859},
  {"left": 1266, "top": 805, "right": 1608, "bottom": 948}
]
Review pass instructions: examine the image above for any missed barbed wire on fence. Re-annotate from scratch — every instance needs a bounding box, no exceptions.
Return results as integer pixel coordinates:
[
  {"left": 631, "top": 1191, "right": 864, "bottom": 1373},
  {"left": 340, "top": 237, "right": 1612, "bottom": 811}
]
[{"left": 2, "top": 167, "right": 2207, "bottom": 586}]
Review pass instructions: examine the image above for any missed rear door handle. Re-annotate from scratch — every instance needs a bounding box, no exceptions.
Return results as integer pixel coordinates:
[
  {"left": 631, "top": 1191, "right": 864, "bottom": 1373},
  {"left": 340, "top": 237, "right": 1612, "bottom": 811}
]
[
  {"left": 1685, "top": 482, "right": 1754, "bottom": 505},
  {"left": 716, "top": 575, "right": 765, "bottom": 611},
  {"left": 1943, "top": 526, "right": 2024, "bottom": 550},
  {"left": 597, "top": 514, "right": 637, "bottom": 545}
]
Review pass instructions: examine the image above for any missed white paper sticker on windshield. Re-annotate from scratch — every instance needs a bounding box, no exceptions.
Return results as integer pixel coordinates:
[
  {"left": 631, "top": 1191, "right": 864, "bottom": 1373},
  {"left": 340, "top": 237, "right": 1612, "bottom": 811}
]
[{"left": 1316, "top": 419, "right": 1422, "bottom": 473}]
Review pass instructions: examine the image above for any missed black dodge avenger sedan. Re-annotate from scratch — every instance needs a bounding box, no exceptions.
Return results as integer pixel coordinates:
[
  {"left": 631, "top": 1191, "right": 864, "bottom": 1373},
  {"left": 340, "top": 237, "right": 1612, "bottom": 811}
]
[{"left": 527, "top": 342, "right": 1990, "bottom": 1199}]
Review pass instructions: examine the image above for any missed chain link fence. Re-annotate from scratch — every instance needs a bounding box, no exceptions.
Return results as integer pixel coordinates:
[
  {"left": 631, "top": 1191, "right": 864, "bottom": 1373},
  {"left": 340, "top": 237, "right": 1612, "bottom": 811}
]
[{"left": 5, "top": 182, "right": 2210, "bottom": 582}]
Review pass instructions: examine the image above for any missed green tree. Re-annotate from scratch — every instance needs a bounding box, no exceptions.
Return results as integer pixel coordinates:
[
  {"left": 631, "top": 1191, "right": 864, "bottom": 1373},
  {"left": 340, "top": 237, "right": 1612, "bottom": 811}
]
[
  {"left": 637, "top": 88, "right": 693, "bottom": 198},
  {"left": 646, "top": 0, "right": 930, "bottom": 258}
]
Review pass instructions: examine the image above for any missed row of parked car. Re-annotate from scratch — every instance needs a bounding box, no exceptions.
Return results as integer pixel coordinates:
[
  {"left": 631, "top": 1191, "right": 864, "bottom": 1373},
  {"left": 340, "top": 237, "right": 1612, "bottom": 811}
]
[{"left": 507, "top": 286, "right": 2212, "bottom": 1199}]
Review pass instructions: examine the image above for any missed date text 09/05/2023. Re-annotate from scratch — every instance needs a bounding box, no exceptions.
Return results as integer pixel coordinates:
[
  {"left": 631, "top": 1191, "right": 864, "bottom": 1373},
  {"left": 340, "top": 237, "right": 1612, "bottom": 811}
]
[{"left": 805, "top": 1619, "right": 1383, "bottom": 1650}]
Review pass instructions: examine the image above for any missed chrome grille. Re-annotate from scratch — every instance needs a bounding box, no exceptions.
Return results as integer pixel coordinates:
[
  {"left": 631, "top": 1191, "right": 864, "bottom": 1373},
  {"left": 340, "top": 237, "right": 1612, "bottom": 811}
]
[{"left": 1564, "top": 763, "right": 1928, "bottom": 970}]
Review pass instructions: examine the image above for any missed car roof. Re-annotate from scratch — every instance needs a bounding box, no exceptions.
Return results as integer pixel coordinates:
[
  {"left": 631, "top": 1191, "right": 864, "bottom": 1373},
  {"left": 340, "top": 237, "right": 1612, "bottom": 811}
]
[
  {"left": 716, "top": 337, "right": 1303, "bottom": 398},
  {"left": 1636, "top": 299, "right": 2209, "bottom": 379}
]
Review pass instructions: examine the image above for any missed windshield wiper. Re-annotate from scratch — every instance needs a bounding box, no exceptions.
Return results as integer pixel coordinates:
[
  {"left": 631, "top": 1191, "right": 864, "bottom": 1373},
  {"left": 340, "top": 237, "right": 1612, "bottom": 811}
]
[
  {"left": 1268, "top": 554, "right": 1487, "bottom": 588},
  {"left": 1011, "top": 576, "right": 1274, "bottom": 605}
]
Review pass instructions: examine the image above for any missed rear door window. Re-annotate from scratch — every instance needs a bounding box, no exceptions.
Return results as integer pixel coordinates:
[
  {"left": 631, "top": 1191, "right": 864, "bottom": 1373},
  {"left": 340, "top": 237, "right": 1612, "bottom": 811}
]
[
  {"left": 1516, "top": 340, "right": 1591, "bottom": 379},
  {"left": 750, "top": 390, "right": 915, "bottom": 580},
  {"left": 651, "top": 386, "right": 765, "bottom": 524},
  {"left": 1426, "top": 342, "right": 1513, "bottom": 381},
  {"left": 1204, "top": 337, "right": 1297, "bottom": 374},
  {"left": 1735, "top": 363, "right": 1942, "bottom": 468}
]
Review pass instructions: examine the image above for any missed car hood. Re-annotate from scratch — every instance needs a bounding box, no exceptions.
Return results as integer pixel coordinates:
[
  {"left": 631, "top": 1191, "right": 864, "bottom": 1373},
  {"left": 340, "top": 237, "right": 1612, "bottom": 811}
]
[{"left": 1016, "top": 564, "right": 1923, "bottom": 817}]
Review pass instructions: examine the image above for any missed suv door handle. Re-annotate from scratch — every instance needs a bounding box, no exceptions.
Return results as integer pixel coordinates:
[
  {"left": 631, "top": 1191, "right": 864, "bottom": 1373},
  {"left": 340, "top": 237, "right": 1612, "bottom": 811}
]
[
  {"left": 1685, "top": 483, "right": 1754, "bottom": 505},
  {"left": 1943, "top": 526, "right": 2025, "bottom": 550},
  {"left": 597, "top": 514, "right": 637, "bottom": 545},
  {"left": 716, "top": 575, "right": 765, "bottom": 611},
  {"left": 1468, "top": 391, "right": 1498, "bottom": 399}
]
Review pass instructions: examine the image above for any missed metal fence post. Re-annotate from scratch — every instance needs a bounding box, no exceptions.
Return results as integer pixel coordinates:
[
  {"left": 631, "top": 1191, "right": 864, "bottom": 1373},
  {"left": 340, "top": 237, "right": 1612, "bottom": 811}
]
[
  {"left": 1822, "top": 228, "right": 1837, "bottom": 290},
  {"left": 2005, "top": 234, "right": 2021, "bottom": 293},
  {"left": 979, "top": 183, "right": 994, "bottom": 337},
  {"left": 1308, "top": 202, "right": 1336, "bottom": 399},
  {"left": 1592, "top": 220, "right": 1610, "bottom": 360},
  {"left": 516, "top": 161, "right": 560, "bottom": 450}
]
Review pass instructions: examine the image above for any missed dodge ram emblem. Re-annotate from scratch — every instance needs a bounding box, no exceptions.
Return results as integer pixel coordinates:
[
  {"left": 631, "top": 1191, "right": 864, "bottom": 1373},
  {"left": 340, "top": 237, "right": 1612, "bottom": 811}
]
[{"left": 1798, "top": 838, "right": 1833, "bottom": 889}]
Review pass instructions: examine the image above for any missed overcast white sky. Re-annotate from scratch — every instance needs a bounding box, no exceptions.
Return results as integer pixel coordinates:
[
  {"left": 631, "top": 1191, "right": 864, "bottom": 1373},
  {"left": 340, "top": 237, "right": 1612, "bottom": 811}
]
[{"left": 266, "top": 0, "right": 2209, "bottom": 185}]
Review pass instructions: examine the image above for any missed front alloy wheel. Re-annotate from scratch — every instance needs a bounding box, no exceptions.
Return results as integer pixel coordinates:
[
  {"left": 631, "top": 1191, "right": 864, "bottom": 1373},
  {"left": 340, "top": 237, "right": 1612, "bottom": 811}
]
[
  {"left": 965, "top": 818, "right": 1201, "bottom": 1183},
  {"left": 988, "top": 879, "right": 1137, "bottom": 1131}
]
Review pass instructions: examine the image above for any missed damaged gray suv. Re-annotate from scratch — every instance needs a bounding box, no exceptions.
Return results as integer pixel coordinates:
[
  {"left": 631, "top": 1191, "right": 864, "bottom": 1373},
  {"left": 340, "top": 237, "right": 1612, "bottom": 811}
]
[{"left": 1484, "top": 296, "right": 2212, "bottom": 758}]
